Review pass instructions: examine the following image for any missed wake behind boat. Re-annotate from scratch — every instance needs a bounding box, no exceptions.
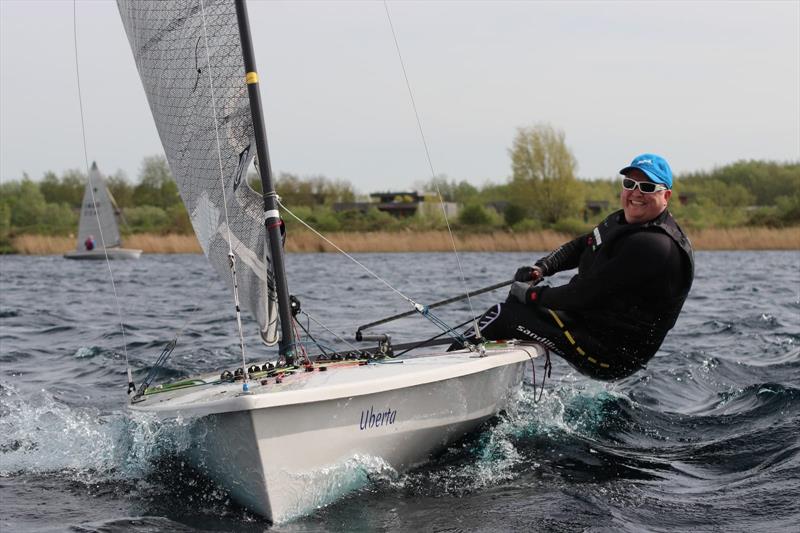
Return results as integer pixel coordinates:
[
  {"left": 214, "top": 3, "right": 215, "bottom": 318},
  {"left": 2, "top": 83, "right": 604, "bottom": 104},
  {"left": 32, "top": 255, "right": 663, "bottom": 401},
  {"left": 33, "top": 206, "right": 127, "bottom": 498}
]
[
  {"left": 116, "top": 0, "right": 540, "bottom": 522},
  {"left": 64, "top": 162, "right": 142, "bottom": 260}
]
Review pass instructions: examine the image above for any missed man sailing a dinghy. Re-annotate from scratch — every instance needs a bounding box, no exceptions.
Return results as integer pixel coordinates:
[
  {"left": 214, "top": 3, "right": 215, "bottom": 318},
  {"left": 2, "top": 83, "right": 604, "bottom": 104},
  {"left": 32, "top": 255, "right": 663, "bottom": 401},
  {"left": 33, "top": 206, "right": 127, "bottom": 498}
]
[{"left": 456, "top": 153, "right": 694, "bottom": 380}]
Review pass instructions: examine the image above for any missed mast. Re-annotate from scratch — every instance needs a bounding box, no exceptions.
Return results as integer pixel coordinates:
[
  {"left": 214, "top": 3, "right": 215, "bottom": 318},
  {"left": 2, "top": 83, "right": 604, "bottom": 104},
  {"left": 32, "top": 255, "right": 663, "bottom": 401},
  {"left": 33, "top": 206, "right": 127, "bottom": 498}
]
[{"left": 234, "top": 0, "right": 295, "bottom": 363}]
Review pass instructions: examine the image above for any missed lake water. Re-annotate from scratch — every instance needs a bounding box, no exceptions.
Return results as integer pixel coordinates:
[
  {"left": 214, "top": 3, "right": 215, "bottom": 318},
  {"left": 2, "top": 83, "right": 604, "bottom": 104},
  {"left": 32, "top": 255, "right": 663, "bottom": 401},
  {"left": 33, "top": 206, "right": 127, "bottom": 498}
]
[{"left": 1, "top": 250, "right": 799, "bottom": 532}]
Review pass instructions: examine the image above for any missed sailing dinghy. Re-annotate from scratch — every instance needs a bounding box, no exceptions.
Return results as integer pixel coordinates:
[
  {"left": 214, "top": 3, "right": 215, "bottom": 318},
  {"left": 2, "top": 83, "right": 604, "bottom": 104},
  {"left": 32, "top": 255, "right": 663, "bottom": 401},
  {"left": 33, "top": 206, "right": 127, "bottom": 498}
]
[
  {"left": 64, "top": 162, "right": 142, "bottom": 260},
  {"left": 117, "top": 0, "right": 542, "bottom": 522}
]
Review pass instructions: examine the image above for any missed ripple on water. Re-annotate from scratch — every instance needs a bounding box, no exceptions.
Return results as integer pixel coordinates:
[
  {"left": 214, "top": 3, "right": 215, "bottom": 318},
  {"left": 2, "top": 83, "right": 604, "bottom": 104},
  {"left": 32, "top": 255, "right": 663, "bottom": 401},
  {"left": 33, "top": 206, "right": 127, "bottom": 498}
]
[{"left": 0, "top": 251, "right": 798, "bottom": 530}]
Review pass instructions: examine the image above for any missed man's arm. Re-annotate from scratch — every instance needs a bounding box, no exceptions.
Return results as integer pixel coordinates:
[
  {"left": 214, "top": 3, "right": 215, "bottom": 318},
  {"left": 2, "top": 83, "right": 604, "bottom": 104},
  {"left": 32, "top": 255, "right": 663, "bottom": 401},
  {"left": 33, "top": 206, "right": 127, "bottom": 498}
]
[
  {"left": 537, "top": 231, "right": 675, "bottom": 312},
  {"left": 534, "top": 234, "right": 589, "bottom": 276}
]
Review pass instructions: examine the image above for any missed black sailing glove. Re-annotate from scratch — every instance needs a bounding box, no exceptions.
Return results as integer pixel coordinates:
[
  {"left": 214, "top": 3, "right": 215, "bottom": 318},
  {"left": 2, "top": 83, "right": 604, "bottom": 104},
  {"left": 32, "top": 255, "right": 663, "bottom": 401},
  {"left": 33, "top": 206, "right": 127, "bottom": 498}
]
[
  {"left": 508, "top": 281, "right": 545, "bottom": 305},
  {"left": 514, "top": 266, "right": 534, "bottom": 282},
  {"left": 514, "top": 265, "right": 545, "bottom": 282}
]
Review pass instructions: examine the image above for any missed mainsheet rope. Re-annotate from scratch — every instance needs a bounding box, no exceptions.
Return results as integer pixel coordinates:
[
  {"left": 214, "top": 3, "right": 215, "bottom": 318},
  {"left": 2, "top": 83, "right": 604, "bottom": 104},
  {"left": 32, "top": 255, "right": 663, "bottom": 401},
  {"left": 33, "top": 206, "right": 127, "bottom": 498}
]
[{"left": 72, "top": 1, "right": 134, "bottom": 394}]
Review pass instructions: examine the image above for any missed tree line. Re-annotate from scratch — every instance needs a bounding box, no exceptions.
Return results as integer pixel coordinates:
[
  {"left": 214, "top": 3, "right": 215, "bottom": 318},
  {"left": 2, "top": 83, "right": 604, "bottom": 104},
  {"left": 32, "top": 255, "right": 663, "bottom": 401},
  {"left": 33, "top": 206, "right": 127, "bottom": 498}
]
[{"left": 1, "top": 124, "right": 798, "bottom": 252}]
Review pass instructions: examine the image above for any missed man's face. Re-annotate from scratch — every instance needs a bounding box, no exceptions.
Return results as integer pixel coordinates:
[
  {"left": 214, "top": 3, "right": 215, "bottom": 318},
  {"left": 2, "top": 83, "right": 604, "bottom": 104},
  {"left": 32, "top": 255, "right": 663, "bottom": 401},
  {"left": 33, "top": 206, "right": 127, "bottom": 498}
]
[{"left": 620, "top": 168, "right": 671, "bottom": 224}]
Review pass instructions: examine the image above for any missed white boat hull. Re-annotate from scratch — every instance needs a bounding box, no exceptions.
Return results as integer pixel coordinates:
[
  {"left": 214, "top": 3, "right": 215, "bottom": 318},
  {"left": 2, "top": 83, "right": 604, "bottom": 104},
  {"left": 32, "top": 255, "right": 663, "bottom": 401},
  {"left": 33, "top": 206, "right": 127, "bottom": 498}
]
[
  {"left": 131, "top": 344, "right": 540, "bottom": 522},
  {"left": 64, "top": 248, "right": 142, "bottom": 260}
]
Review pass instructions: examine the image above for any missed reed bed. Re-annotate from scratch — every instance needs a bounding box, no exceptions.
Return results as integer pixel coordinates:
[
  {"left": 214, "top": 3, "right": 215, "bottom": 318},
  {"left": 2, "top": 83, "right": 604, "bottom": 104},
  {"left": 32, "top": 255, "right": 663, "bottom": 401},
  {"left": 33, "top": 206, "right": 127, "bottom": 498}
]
[
  {"left": 285, "top": 230, "right": 572, "bottom": 253},
  {"left": 686, "top": 226, "right": 800, "bottom": 250},
  {"left": 286, "top": 227, "right": 800, "bottom": 252},
  {"left": 125, "top": 233, "right": 201, "bottom": 253},
  {"left": 10, "top": 235, "right": 75, "bottom": 255},
  {"left": 9, "top": 233, "right": 202, "bottom": 255},
  {"left": 8, "top": 226, "right": 799, "bottom": 255}
]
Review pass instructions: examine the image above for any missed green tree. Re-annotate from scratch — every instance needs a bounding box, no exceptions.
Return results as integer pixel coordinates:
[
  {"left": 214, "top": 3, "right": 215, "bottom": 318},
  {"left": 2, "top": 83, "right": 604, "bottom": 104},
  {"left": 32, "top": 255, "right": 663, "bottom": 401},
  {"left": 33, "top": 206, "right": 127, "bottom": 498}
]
[
  {"left": 508, "top": 124, "right": 583, "bottom": 224},
  {"left": 133, "top": 155, "right": 179, "bottom": 208},
  {"left": 166, "top": 203, "right": 193, "bottom": 234},
  {"left": 710, "top": 181, "right": 754, "bottom": 208},
  {"left": 775, "top": 192, "right": 800, "bottom": 225},
  {"left": 479, "top": 182, "right": 512, "bottom": 204},
  {"left": 681, "top": 160, "right": 800, "bottom": 206},
  {"left": 39, "top": 169, "right": 85, "bottom": 208},
  {"left": 38, "top": 171, "right": 62, "bottom": 204},
  {"left": 503, "top": 203, "right": 527, "bottom": 227},
  {"left": 107, "top": 170, "right": 134, "bottom": 208},
  {"left": 59, "top": 169, "right": 87, "bottom": 207},
  {"left": 275, "top": 172, "right": 355, "bottom": 206},
  {"left": 281, "top": 205, "right": 311, "bottom": 232},
  {"left": 42, "top": 202, "right": 77, "bottom": 235},
  {"left": 276, "top": 172, "right": 312, "bottom": 205},
  {"left": 305, "top": 206, "right": 341, "bottom": 231},
  {"left": 125, "top": 205, "right": 170, "bottom": 233},
  {"left": 0, "top": 199, "right": 12, "bottom": 251},
  {"left": 10, "top": 177, "right": 47, "bottom": 230},
  {"left": 319, "top": 176, "right": 355, "bottom": 205},
  {"left": 420, "top": 175, "right": 479, "bottom": 204},
  {"left": 458, "top": 203, "right": 494, "bottom": 227},
  {"left": 336, "top": 207, "right": 399, "bottom": 232}
]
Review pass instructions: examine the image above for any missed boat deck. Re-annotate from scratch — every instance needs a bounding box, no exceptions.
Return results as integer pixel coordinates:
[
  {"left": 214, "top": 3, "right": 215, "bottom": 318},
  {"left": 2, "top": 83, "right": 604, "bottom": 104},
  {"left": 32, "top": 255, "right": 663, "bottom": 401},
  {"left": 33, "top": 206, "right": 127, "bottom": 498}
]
[{"left": 130, "top": 342, "right": 541, "bottom": 417}]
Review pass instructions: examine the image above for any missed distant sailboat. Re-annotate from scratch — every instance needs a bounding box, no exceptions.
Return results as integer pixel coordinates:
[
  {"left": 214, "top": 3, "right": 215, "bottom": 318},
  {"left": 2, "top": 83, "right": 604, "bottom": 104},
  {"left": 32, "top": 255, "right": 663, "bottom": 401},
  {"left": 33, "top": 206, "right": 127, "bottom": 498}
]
[{"left": 64, "top": 162, "right": 142, "bottom": 260}]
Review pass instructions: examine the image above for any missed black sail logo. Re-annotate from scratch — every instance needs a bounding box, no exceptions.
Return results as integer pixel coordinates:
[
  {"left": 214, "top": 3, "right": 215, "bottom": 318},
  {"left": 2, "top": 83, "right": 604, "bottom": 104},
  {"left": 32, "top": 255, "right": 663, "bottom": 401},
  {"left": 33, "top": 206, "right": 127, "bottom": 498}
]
[{"left": 232, "top": 144, "right": 252, "bottom": 192}]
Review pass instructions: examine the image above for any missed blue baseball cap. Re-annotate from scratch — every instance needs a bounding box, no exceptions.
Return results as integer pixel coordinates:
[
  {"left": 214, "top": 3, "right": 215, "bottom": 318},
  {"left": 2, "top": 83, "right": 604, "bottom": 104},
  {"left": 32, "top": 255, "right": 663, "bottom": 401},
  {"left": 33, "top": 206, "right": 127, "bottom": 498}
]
[{"left": 619, "top": 153, "right": 673, "bottom": 189}]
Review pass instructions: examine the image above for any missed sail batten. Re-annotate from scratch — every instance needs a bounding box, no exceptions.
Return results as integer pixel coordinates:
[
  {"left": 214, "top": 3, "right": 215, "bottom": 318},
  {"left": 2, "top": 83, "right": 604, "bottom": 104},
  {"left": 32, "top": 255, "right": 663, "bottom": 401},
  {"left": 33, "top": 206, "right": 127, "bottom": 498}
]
[{"left": 118, "top": 0, "right": 278, "bottom": 344}]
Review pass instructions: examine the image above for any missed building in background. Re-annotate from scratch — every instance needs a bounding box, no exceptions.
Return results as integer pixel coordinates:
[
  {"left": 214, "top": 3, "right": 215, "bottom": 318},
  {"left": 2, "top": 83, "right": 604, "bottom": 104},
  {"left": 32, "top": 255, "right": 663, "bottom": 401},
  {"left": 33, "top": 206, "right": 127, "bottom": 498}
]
[{"left": 334, "top": 191, "right": 458, "bottom": 219}]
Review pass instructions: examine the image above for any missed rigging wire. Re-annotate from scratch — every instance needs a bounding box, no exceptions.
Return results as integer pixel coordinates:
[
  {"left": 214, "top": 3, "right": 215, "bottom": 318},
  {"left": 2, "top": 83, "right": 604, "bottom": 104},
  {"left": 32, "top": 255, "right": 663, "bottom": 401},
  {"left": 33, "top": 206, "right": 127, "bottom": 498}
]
[
  {"left": 393, "top": 315, "right": 476, "bottom": 358},
  {"left": 133, "top": 304, "right": 201, "bottom": 399},
  {"left": 72, "top": 1, "right": 134, "bottom": 394},
  {"left": 382, "top": 0, "right": 483, "bottom": 346},
  {"left": 198, "top": 0, "right": 250, "bottom": 389},
  {"left": 293, "top": 315, "right": 330, "bottom": 358},
  {"left": 290, "top": 319, "right": 310, "bottom": 365},
  {"left": 277, "top": 200, "right": 417, "bottom": 306},
  {"left": 278, "top": 200, "right": 468, "bottom": 345},
  {"left": 297, "top": 309, "right": 366, "bottom": 356}
]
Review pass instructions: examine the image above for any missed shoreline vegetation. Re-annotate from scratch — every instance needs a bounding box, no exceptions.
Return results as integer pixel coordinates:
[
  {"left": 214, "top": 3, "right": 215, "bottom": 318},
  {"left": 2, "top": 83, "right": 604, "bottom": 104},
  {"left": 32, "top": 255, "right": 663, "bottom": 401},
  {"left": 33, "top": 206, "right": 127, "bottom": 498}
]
[
  {"left": 3, "top": 152, "right": 798, "bottom": 256},
  {"left": 10, "top": 226, "right": 799, "bottom": 255}
]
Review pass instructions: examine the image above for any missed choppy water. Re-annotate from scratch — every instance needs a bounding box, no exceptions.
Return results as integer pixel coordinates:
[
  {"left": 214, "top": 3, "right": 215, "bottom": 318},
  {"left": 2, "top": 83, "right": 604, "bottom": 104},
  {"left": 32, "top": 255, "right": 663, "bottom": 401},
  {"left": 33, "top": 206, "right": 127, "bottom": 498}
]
[{"left": 1, "top": 251, "right": 798, "bottom": 532}]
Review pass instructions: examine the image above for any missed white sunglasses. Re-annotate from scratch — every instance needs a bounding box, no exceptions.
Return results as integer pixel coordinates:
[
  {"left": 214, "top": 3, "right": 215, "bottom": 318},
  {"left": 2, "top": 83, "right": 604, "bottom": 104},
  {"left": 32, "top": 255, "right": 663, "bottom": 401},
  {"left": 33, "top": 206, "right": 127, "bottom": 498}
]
[{"left": 621, "top": 177, "right": 668, "bottom": 194}]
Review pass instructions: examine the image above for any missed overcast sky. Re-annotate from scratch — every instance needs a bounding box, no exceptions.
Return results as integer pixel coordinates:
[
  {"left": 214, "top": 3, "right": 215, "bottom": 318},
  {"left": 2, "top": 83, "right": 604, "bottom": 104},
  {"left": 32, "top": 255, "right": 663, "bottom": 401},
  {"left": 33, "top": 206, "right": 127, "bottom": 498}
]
[{"left": 1, "top": 0, "right": 798, "bottom": 193}]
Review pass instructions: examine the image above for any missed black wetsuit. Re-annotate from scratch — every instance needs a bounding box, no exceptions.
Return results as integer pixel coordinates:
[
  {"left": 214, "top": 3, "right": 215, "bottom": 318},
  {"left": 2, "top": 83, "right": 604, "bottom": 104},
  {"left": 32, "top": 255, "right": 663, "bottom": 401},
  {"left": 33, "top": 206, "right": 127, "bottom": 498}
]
[{"left": 464, "top": 209, "right": 694, "bottom": 380}]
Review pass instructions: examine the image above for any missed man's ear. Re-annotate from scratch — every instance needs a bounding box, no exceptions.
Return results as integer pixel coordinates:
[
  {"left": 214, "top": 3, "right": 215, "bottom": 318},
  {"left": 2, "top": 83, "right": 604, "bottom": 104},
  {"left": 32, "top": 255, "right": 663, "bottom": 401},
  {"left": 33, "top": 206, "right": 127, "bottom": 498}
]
[{"left": 663, "top": 190, "right": 672, "bottom": 203}]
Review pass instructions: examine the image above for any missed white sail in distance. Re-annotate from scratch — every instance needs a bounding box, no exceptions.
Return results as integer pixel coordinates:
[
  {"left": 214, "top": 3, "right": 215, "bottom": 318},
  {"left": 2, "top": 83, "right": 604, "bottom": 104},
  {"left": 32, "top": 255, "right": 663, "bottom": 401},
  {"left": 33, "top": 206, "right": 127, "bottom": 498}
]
[
  {"left": 76, "top": 162, "right": 122, "bottom": 251},
  {"left": 117, "top": 0, "right": 279, "bottom": 344}
]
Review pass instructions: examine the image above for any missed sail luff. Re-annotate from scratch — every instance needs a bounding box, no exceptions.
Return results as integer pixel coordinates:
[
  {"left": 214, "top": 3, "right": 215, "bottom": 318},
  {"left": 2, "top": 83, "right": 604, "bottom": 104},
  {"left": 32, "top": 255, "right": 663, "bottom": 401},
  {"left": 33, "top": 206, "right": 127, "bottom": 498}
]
[{"left": 233, "top": 0, "right": 295, "bottom": 362}]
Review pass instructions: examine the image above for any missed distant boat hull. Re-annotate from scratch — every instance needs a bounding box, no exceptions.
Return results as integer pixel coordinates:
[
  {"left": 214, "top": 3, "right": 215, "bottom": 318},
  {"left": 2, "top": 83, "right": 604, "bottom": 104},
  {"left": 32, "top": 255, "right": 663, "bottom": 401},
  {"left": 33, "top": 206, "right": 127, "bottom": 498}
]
[
  {"left": 64, "top": 248, "right": 142, "bottom": 260},
  {"left": 130, "top": 344, "right": 539, "bottom": 522}
]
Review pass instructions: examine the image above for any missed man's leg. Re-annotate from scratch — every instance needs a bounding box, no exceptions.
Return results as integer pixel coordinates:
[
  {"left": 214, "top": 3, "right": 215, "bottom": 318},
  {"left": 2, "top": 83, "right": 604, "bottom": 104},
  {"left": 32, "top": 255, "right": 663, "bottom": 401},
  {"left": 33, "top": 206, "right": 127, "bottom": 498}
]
[
  {"left": 453, "top": 301, "right": 565, "bottom": 354},
  {"left": 455, "top": 301, "right": 636, "bottom": 380}
]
